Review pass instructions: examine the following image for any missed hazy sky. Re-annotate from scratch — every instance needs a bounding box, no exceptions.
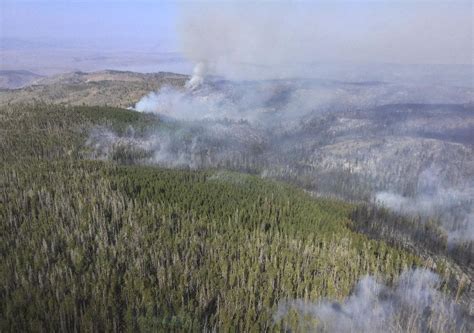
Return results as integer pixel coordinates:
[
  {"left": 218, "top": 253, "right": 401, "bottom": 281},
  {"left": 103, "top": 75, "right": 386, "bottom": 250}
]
[
  {"left": 1, "top": 1, "right": 179, "bottom": 51},
  {"left": 1, "top": 0, "right": 472, "bottom": 72}
]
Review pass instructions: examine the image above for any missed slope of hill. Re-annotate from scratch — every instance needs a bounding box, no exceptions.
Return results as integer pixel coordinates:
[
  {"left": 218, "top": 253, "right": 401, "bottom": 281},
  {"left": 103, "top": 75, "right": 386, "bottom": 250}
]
[
  {"left": 1, "top": 103, "right": 471, "bottom": 331},
  {"left": 0, "top": 70, "right": 187, "bottom": 107},
  {"left": 0, "top": 70, "right": 43, "bottom": 89},
  {"left": 2, "top": 72, "right": 471, "bottom": 245}
]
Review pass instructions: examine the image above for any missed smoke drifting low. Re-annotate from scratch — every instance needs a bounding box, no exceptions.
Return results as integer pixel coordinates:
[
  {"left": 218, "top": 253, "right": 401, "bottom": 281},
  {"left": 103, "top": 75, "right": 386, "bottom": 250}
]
[
  {"left": 92, "top": 74, "right": 473, "bottom": 246},
  {"left": 86, "top": 1, "right": 473, "bottom": 250},
  {"left": 376, "top": 167, "right": 474, "bottom": 243},
  {"left": 134, "top": 79, "right": 471, "bottom": 123},
  {"left": 275, "top": 269, "right": 472, "bottom": 332}
]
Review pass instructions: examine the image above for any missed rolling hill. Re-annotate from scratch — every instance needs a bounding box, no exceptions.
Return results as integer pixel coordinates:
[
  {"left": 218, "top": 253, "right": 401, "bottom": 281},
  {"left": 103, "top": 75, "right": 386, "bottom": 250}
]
[{"left": 1, "top": 102, "right": 472, "bottom": 331}]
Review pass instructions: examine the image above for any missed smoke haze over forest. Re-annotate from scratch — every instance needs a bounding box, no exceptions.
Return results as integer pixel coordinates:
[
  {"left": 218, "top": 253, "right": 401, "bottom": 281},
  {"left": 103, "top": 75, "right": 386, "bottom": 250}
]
[{"left": 1, "top": 1, "right": 473, "bottom": 331}]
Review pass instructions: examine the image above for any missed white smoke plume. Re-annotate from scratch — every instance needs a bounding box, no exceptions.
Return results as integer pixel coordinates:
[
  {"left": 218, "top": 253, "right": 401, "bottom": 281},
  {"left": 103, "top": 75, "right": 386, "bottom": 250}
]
[
  {"left": 185, "top": 61, "right": 207, "bottom": 90},
  {"left": 134, "top": 86, "right": 245, "bottom": 121},
  {"left": 275, "top": 268, "right": 472, "bottom": 333}
]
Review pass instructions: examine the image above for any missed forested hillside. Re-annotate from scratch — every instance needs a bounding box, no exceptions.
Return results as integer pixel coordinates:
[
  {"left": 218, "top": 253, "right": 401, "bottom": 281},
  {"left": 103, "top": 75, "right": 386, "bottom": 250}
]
[{"left": 0, "top": 103, "right": 470, "bottom": 331}]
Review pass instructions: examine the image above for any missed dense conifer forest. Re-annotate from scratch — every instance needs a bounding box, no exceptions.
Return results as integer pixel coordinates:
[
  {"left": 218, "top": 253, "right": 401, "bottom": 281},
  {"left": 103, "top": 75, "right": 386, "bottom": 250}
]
[{"left": 0, "top": 104, "right": 470, "bottom": 331}]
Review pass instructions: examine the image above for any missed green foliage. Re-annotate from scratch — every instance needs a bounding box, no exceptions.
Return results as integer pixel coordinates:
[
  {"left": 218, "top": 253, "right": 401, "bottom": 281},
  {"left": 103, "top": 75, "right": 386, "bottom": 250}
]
[
  {"left": 350, "top": 204, "right": 473, "bottom": 295},
  {"left": 74, "top": 105, "right": 164, "bottom": 135},
  {"left": 1, "top": 161, "right": 422, "bottom": 331},
  {"left": 0, "top": 103, "right": 165, "bottom": 162},
  {"left": 0, "top": 103, "right": 424, "bottom": 331}
]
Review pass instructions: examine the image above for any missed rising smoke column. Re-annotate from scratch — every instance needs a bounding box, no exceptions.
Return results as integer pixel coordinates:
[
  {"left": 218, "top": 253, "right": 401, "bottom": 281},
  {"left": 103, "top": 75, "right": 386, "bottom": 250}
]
[
  {"left": 177, "top": 2, "right": 472, "bottom": 82},
  {"left": 185, "top": 62, "right": 207, "bottom": 90}
]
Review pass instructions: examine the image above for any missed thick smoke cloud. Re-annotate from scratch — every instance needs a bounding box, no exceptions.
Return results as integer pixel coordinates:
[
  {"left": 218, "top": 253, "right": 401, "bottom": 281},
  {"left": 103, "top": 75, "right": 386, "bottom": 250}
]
[
  {"left": 274, "top": 269, "right": 472, "bottom": 333},
  {"left": 178, "top": 1, "right": 472, "bottom": 82},
  {"left": 134, "top": 79, "right": 472, "bottom": 123},
  {"left": 134, "top": 86, "right": 261, "bottom": 122}
]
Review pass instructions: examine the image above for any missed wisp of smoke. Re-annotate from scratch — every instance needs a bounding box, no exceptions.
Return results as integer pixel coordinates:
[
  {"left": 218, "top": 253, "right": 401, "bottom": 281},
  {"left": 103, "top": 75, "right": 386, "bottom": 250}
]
[
  {"left": 376, "top": 167, "right": 474, "bottom": 243},
  {"left": 274, "top": 268, "right": 471, "bottom": 333}
]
